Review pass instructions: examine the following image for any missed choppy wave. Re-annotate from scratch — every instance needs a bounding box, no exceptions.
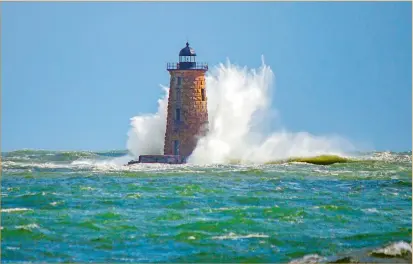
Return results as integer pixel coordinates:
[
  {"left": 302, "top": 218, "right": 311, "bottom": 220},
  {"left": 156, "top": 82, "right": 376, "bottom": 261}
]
[
  {"left": 2, "top": 150, "right": 411, "bottom": 262},
  {"left": 371, "top": 241, "right": 412, "bottom": 258},
  {"left": 2, "top": 150, "right": 412, "bottom": 177},
  {"left": 2, "top": 149, "right": 127, "bottom": 164},
  {"left": 289, "top": 254, "right": 326, "bottom": 264},
  {"left": 266, "top": 155, "right": 351, "bottom": 165},
  {"left": 370, "top": 151, "right": 412, "bottom": 163},
  {"left": 289, "top": 241, "right": 412, "bottom": 263}
]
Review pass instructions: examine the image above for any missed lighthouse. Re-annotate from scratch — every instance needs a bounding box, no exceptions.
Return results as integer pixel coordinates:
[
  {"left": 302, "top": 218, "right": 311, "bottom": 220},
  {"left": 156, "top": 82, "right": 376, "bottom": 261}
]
[
  {"left": 130, "top": 42, "right": 208, "bottom": 164},
  {"left": 164, "top": 42, "right": 209, "bottom": 158}
]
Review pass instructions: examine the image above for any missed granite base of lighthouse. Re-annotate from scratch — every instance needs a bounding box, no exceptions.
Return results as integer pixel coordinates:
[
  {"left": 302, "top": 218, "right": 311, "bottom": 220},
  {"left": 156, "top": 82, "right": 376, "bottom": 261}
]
[{"left": 127, "top": 155, "right": 187, "bottom": 165}]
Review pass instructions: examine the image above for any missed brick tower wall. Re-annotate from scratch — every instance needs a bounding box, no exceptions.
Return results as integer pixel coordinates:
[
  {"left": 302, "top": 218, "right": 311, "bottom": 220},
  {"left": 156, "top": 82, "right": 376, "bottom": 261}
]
[{"left": 164, "top": 70, "right": 208, "bottom": 157}]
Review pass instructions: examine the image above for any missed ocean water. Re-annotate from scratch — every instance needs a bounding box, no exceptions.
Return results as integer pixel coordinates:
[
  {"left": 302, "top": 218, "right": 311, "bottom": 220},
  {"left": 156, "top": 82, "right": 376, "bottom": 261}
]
[
  {"left": 2, "top": 58, "right": 411, "bottom": 262},
  {"left": 1, "top": 150, "right": 412, "bottom": 263}
]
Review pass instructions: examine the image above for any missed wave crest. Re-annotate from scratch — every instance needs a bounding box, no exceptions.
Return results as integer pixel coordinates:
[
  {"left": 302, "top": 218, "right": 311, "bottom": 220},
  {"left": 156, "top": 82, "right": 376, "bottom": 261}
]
[{"left": 371, "top": 241, "right": 412, "bottom": 258}]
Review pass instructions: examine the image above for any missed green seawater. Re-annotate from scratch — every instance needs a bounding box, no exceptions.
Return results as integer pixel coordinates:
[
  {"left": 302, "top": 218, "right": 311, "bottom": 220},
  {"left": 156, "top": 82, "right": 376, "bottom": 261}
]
[{"left": 1, "top": 150, "right": 412, "bottom": 263}]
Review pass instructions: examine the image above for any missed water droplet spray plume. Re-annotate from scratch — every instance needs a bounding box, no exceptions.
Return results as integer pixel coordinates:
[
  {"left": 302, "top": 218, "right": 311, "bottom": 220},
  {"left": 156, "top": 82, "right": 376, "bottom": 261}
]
[{"left": 127, "top": 57, "right": 355, "bottom": 164}]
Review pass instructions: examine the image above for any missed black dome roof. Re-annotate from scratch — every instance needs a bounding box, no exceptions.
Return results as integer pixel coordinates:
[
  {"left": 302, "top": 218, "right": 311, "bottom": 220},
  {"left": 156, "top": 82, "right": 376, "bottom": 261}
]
[{"left": 179, "top": 42, "right": 196, "bottom": 56}]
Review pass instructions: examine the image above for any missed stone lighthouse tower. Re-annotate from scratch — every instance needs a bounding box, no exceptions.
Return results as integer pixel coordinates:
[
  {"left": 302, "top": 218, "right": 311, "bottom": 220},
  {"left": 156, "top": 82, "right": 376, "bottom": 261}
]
[
  {"left": 164, "top": 42, "right": 209, "bottom": 160},
  {"left": 129, "top": 42, "right": 208, "bottom": 165}
]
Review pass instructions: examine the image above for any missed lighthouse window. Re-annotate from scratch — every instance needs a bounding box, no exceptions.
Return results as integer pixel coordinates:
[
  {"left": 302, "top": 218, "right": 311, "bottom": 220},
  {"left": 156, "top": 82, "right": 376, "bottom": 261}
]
[
  {"left": 177, "top": 77, "right": 182, "bottom": 86},
  {"left": 175, "top": 108, "right": 181, "bottom": 121},
  {"left": 201, "top": 89, "right": 206, "bottom": 101},
  {"left": 175, "top": 88, "right": 181, "bottom": 102}
]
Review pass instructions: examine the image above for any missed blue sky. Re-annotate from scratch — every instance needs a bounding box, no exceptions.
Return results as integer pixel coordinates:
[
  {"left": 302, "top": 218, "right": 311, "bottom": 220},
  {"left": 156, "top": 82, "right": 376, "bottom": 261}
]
[{"left": 2, "top": 2, "right": 411, "bottom": 152}]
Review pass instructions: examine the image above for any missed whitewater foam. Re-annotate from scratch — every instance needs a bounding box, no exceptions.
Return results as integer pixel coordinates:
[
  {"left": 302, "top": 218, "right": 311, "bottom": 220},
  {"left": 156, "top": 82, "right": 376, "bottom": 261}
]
[
  {"left": 371, "top": 151, "right": 412, "bottom": 163},
  {"left": 288, "top": 241, "right": 413, "bottom": 264},
  {"left": 212, "top": 232, "right": 269, "bottom": 240},
  {"left": 1, "top": 208, "right": 33, "bottom": 213},
  {"left": 15, "top": 223, "right": 40, "bottom": 230},
  {"left": 6, "top": 246, "right": 20, "bottom": 251},
  {"left": 362, "top": 208, "right": 380, "bottom": 214},
  {"left": 126, "top": 86, "right": 169, "bottom": 158},
  {"left": 288, "top": 254, "right": 326, "bottom": 264},
  {"left": 126, "top": 58, "right": 355, "bottom": 165},
  {"left": 371, "top": 241, "right": 412, "bottom": 257}
]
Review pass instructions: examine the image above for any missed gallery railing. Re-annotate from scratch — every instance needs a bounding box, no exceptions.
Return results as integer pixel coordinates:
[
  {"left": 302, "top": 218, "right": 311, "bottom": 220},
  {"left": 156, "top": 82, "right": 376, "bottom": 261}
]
[{"left": 167, "top": 62, "right": 208, "bottom": 71}]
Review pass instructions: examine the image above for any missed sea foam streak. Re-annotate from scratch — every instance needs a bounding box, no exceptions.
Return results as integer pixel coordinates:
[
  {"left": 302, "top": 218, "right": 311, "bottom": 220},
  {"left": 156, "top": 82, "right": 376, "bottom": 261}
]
[
  {"left": 1, "top": 208, "right": 33, "bottom": 213},
  {"left": 127, "top": 58, "right": 355, "bottom": 164}
]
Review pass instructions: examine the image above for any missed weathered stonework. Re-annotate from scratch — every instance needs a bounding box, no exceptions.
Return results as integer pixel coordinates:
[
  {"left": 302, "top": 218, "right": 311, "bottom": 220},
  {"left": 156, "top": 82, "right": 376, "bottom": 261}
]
[
  {"left": 164, "top": 70, "right": 208, "bottom": 157},
  {"left": 138, "top": 155, "right": 185, "bottom": 164}
]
